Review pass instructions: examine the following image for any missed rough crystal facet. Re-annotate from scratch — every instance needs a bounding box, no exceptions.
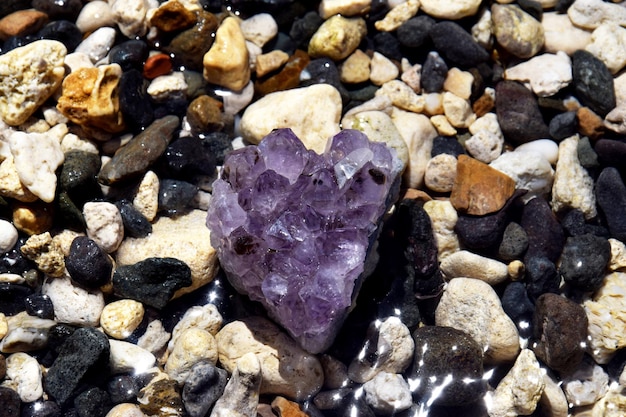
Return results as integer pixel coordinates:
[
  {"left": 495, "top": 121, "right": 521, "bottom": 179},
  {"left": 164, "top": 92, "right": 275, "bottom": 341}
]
[{"left": 207, "top": 128, "right": 402, "bottom": 353}]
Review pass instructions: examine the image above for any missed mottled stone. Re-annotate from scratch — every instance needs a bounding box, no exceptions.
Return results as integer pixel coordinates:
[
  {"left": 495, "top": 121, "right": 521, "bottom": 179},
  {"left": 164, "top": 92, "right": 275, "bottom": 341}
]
[
  {"left": 571, "top": 49, "right": 616, "bottom": 117},
  {"left": 150, "top": 0, "right": 196, "bottom": 33},
  {"left": 83, "top": 201, "right": 124, "bottom": 254},
  {"left": 0, "top": 9, "right": 48, "bottom": 41},
  {"left": 165, "top": 327, "right": 218, "bottom": 384},
  {"left": 492, "top": 4, "right": 544, "bottom": 58},
  {"left": 186, "top": 95, "right": 223, "bottom": 133},
  {"left": 308, "top": 15, "right": 366, "bottom": 61},
  {"left": 209, "top": 353, "right": 261, "bottom": 417},
  {"left": 138, "top": 370, "right": 184, "bottom": 417},
  {"left": 42, "top": 273, "right": 104, "bottom": 326},
  {"left": 504, "top": 52, "right": 572, "bottom": 97},
  {"left": 586, "top": 23, "right": 626, "bottom": 74},
  {"left": 182, "top": 361, "right": 227, "bottom": 417},
  {"left": 163, "top": 10, "right": 218, "bottom": 72},
  {"left": 424, "top": 153, "right": 457, "bottom": 193},
  {"left": 560, "top": 233, "right": 611, "bottom": 292},
  {"left": 100, "top": 299, "right": 144, "bottom": 340},
  {"left": 110, "top": 0, "right": 149, "bottom": 38},
  {"left": 0, "top": 40, "right": 66, "bottom": 126},
  {"left": 202, "top": 17, "right": 250, "bottom": 91},
  {"left": 499, "top": 222, "right": 529, "bottom": 261}
]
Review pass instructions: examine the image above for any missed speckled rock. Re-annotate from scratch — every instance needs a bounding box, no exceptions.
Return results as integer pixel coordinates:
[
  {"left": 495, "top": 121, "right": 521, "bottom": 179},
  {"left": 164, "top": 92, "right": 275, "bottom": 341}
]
[
  {"left": 182, "top": 361, "right": 228, "bottom": 417},
  {"left": 495, "top": 80, "right": 550, "bottom": 145},
  {"left": 210, "top": 352, "right": 261, "bottom": 417},
  {"left": 19, "top": 232, "right": 65, "bottom": 277},
  {"left": 492, "top": 4, "right": 544, "bottom": 59},
  {"left": 240, "top": 84, "right": 341, "bottom": 154},
  {"left": 165, "top": 328, "right": 218, "bottom": 384},
  {"left": 216, "top": 317, "right": 323, "bottom": 401},
  {"left": 203, "top": 17, "right": 250, "bottom": 91},
  {"left": 116, "top": 209, "right": 218, "bottom": 298},
  {"left": 424, "top": 153, "right": 457, "bottom": 193},
  {"left": 5, "top": 352, "right": 43, "bottom": 402},
  {"left": 137, "top": 369, "right": 184, "bottom": 417},
  {"left": 308, "top": 15, "right": 366, "bottom": 61},
  {"left": 567, "top": 0, "right": 626, "bottom": 30},
  {"left": 42, "top": 273, "right": 104, "bottom": 327},
  {"left": 571, "top": 49, "right": 616, "bottom": 118},
  {"left": 436, "top": 277, "right": 520, "bottom": 363},
  {"left": 430, "top": 21, "right": 490, "bottom": 68},
  {"left": 100, "top": 299, "right": 144, "bottom": 340}
]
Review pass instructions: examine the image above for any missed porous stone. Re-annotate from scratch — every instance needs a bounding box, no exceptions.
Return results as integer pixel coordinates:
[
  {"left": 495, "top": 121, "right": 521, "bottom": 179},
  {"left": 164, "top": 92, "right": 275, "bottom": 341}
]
[
  {"left": 424, "top": 153, "right": 457, "bottom": 193},
  {"left": 492, "top": 4, "right": 544, "bottom": 58},
  {"left": 182, "top": 361, "right": 228, "bottom": 417},
  {"left": 440, "top": 250, "right": 509, "bottom": 285},
  {"left": 210, "top": 352, "right": 261, "bottom": 417},
  {"left": 202, "top": 17, "right": 250, "bottom": 91},
  {"left": 609, "top": 238, "right": 626, "bottom": 271},
  {"left": 108, "top": 339, "right": 156, "bottom": 375},
  {"left": 42, "top": 273, "right": 105, "bottom": 327},
  {"left": 116, "top": 209, "right": 218, "bottom": 298},
  {"left": 450, "top": 155, "right": 516, "bottom": 216},
  {"left": 542, "top": 12, "right": 592, "bottom": 55},
  {"left": 362, "top": 372, "right": 412, "bottom": 414},
  {"left": 504, "top": 52, "right": 572, "bottom": 97},
  {"left": 466, "top": 115, "right": 504, "bottom": 163},
  {"left": 169, "top": 303, "right": 223, "bottom": 349},
  {"left": 5, "top": 352, "right": 43, "bottom": 402},
  {"left": 563, "top": 363, "right": 609, "bottom": 407},
  {"left": 100, "top": 299, "right": 144, "bottom": 340},
  {"left": 0, "top": 387, "right": 19, "bottom": 417},
  {"left": 375, "top": 80, "right": 425, "bottom": 113},
  {"left": 567, "top": 0, "right": 626, "bottom": 30},
  {"left": 165, "top": 328, "right": 218, "bottom": 384},
  {"left": 0, "top": 40, "right": 66, "bottom": 126},
  {"left": 420, "top": 0, "right": 482, "bottom": 19},
  {"left": 435, "top": 277, "right": 520, "bottom": 363},
  {"left": 240, "top": 84, "right": 341, "bottom": 155},
  {"left": 215, "top": 317, "right": 324, "bottom": 400},
  {"left": 308, "top": 15, "right": 366, "bottom": 61},
  {"left": 495, "top": 80, "right": 550, "bottom": 145},
  {"left": 83, "top": 201, "right": 124, "bottom": 254},
  {"left": 488, "top": 349, "right": 545, "bottom": 417},
  {"left": 19, "top": 232, "right": 65, "bottom": 277}
]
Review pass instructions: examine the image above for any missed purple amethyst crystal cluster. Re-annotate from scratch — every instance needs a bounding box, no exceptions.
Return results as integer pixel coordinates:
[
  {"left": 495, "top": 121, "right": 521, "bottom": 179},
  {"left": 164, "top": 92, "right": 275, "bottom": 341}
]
[{"left": 206, "top": 128, "right": 402, "bottom": 353}]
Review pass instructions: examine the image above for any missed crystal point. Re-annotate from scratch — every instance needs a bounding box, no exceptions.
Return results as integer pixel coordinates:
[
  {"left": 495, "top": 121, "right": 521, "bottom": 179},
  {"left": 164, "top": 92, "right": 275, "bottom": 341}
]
[{"left": 207, "top": 128, "right": 402, "bottom": 353}]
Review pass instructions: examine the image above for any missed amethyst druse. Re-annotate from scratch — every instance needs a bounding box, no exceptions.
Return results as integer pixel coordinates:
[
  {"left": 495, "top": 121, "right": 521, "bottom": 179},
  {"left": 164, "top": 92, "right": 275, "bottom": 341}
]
[{"left": 207, "top": 128, "right": 402, "bottom": 353}]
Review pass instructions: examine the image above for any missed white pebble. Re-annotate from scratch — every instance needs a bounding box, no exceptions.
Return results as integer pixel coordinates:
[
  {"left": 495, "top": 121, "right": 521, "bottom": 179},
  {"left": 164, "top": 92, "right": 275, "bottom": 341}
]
[
  {"left": 568, "top": 0, "right": 626, "bottom": 30},
  {"left": 0, "top": 219, "right": 18, "bottom": 254},
  {"left": 370, "top": 52, "right": 399, "bottom": 86},
  {"left": 514, "top": 139, "right": 559, "bottom": 165},
  {"left": 424, "top": 153, "right": 457, "bottom": 193},
  {"left": 440, "top": 250, "right": 510, "bottom": 285},
  {"left": 223, "top": 81, "right": 254, "bottom": 116},
  {"left": 83, "top": 201, "right": 124, "bottom": 253},
  {"left": 75, "top": 27, "right": 117, "bottom": 63},
  {"left": 75, "top": 0, "right": 115, "bottom": 33},
  {"left": 442, "top": 91, "right": 475, "bottom": 128},
  {"left": 137, "top": 320, "right": 171, "bottom": 355},
  {"left": 42, "top": 273, "right": 104, "bottom": 327},
  {"left": 504, "top": 52, "right": 572, "bottom": 97},
  {"left": 542, "top": 12, "right": 592, "bottom": 55},
  {"left": 109, "top": 339, "right": 156, "bottom": 375},
  {"left": 240, "top": 13, "right": 278, "bottom": 48},
  {"left": 318, "top": 0, "right": 371, "bottom": 19},
  {"left": 210, "top": 353, "right": 261, "bottom": 417},
  {"left": 363, "top": 372, "right": 412, "bottom": 414},
  {"left": 6, "top": 352, "right": 43, "bottom": 402},
  {"left": 586, "top": 22, "right": 626, "bottom": 74},
  {"left": 490, "top": 150, "right": 554, "bottom": 201},
  {"left": 465, "top": 129, "right": 503, "bottom": 163},
  {"left": 147, "top": 72, "right": 188, "bottom": 102},
  {"left": 423, "top": 200, "right": 460, "bottom": 261},
  {"left": 563, "top": 363, "right": 609, "bottom": 407},
  {"left": 110, "top": 0, "right": 150, "bottom": 38}
]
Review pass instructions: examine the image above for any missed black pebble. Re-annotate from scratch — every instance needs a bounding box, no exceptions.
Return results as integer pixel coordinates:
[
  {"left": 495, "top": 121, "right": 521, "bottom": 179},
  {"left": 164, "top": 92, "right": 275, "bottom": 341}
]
[
  {"left": 163, "top": 136, "right": 216, "bottom": 178},
  {"left": 525, "top": 256, "right": 560, "bottom": 301},
  {"left": 202, "top": 132, "right": 233, "bottom": 166},
  {"left": 59, "top": 151, "right": 102, "bottom": 205},
  {"left": 24, "top": 293, "right": 55, "bottom": 320},
  {"left": 0, "top": 283, "right": 32, "bottom": 316},
  {"left": 289, "top": 11, "right": 323, "bottom": 50},
  {"left": 301, "top": 58, "right": 350, "bottom": 104},
  {"left": 577, "top": 136, "right": 600, "bottom": 169},
  {"left": 549, "top": 111, "right": 577, "bottom": 141},
  {"left": 501, "top": 282, "right": 534, "bottom": 339},
  {"left": 37, "top": 21, "right": 82, "bottom": 53},
  {"left": 115, "top": 200, "right": 152, "bottom": 239},
  {"left": 66, "top": 236, "right": 113, "bottom": 289},
  {"left": 495, "top": 80, "right": 550, "bottom": 145},
  {"left": 73, "top": 388, "right": 111, "bottom": 417},
  {"left": 118, "top": 69, "right": 154, "bottom": 132},
  {"left": 421, "top": 51, "right": 448, "bottom": 93},
  {"left": 498, "top": 222, "right": 529, "bottom": 261},
  {"left": 561, "top": 209, "right": 608, "bottom": 237},
  {"left": 572, "top": 50, "right": 616, "bottom": 117},
  {"left": 559, "top": 233, "right": 611, "bottom": 292},
  {"left": 0, "top": 386, "right": 20, "bottom": 417},
  {"left": 0, "top": 237, "right": 36, "bottom": 275},
  {"left": 430, "top": 21, "right": 489, "bottom": 68},
  {"left": 107, "top": 375, "right": 140, "bottom": 404},
  {"left": 158, "top": 179, "right": 198, "bottom": 214},
  {"left": 397, "top": 15, "right": 435, "bottom": 48},
  {"left": 431, "top": 136, "right": 465, "bottom": 158},
  {"left": 455, "top": 210, "right": 508, "bottom": 251},
  {"left": 595, "top": 139, "right": 626, "bottom": 171},
  {"left": 373, "top": 32, "right": 402, "bottom": 62},
  {"left": 108, "top": 40, "right": 149, "bottom": 72},
  {"left": 521, "top": 196, "right": 565, "bottom": 263},
  {"left": 20, "top": 401, "right": 61, "bottom": 417},
  {"left": 32, "top": 0, "right": 82, "bottom": 20},
  {"left": 596, "top": 167, "right": 626, "bottom": 242}
]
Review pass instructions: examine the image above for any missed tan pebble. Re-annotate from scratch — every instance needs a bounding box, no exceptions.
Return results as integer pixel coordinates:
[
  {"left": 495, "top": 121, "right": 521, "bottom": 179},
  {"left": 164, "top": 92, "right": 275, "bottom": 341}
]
[
  {"left": 420, "top": 0, "right": 482, "bottom": 19},
  {"left": 101, "top": 299, "right": 145, "bottom": 339},
  {"left": 508, "top": 260, "right": 525, "bottom": 281},
  {"left": 473, "top": 87, "right": 496, "bottom": 117},
  {"left": 442, "top": 91, "right": 475, "bottom": 128},
  {"left": 0, "top": 313, "right": 7, "bottom": 340},
  {"left": 186, "top": 95, "right": 224, "bottom": 132},
  {"left": 376, "top": 80, "right": 424, "bottom": 113},
  {"left": 423, "top": 200, "right": 460, "bottom": 261},
  {"left": 424, "top": 153, "right": 457, "bottom": 193},
  {"left": 133, "top": 171, "right": 159, "bottom": 222},
  {"left": 272, "top": 396, "right": 309, "bottom": 417},
  {"left": 12, "top": 201, "right": 54, "bottom": 236},
  {"left": 105, "top": 403, "right": 146, "bottom": 417},
  {"left": 0, "top": 155, "right": 39, "bottom": 203},
  {"left": 203, "top": 17, "right": 250, "bottom": 91},
  {"left": 543, "top": 12, "right": 592, "bottom": 55},
  {"left": 440, "top": 250, "right": 509, "bottom": 285},
  {"left": 443, "top": 67, "right": 474, "bottom": 100},
  {"left": 370, "top": 52, "right": 399, "bottom": 86},
  {"left": 255, "top": 50, "right": 289, "bottom": 77},
  {"left": 400, "top": 63, "right": 422, "bottom": 93},
  {"left": 150, "top": 0, "right": 197, "bottom": 33},
  {"left": 430, "top": 115, "right": 457, "bottom": 136},
  {"left": 577, "top": 107, "right": 605, "bottom": 139},
  {"left": 375, "top": 0, "right": 419, "bottom": 32},
  {"left": 340, "top": 49, "right": 371, "bottom": 84},
  {"left": 609, "top": 238, "right": 626, "bottom": 271},
  {"left": 308, "top": 15, "right": 367, "bottom": 61},
  {"left": 318, "top": 0, "right": 371, "bottom": 19},
  {"left": 492, "top": 4, "right": 544, "bottom": 59},
  {"left": 165, "top": 328, "right": 217, "bottom": 384},
  {"left": 51, "top": 229, "right": 84, "bottom": 257},
  {"left": 423, "top": 93, "right": 444, "bottom": 116},
  {"left": 402, "top": 188, "right": 433, "bottom": 202},
  {"left": 20, "top": 232, "right": 65, "bottom": 277}
]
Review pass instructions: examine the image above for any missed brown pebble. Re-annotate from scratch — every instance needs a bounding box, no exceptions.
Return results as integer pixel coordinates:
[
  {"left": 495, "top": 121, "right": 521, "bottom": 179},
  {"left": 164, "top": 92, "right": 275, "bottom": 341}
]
[
  {"left": 577, "top": 106, "right": 605, "bottom": 140},
  {"left": 271, "top": 396, "right": 309, "bottom": 417},
  {"left": 472, "top": 90, "right": 495, "bottom": 117},
  {"left": 255, "top": 49, "right": 311, "bottom": 97},
  {"left": 143, "top": 53, "right": 173, "bottom": 79},
  {"left": 12, "top": 200, "right": 55, "bottom": 235},
  {"left": 450, "top": 154, "right": 516, "bottom": 215},
  {"left": 402, "top": 188, "right": 433, "bottom": 202},
  {"left": 186, "top": 95, "right": 224, "bottom": 132},
  {"left": 0, "top": 9, "right": 48, "bottom": 41},
  {"left": 150, "top": 0, "right": 197, "bottom": 33}
]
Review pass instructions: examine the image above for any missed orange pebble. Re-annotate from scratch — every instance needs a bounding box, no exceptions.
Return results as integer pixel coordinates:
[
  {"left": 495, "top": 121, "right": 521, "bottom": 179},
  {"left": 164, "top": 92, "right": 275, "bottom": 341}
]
[{"left": 143, "top": 53, "right": 173, "bottom": 79}]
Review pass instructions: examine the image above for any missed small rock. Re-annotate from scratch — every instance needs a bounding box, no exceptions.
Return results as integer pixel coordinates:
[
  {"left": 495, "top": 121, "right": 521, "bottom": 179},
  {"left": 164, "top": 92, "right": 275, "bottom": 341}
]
[
  {"left": 158, "top": 179, "right": 198, "bottom": 213},
  {"left": 308, "top": 15, "right": 366, "bottom": 61},
  {"left": 147, "top": 72, "right": 188, "bottom": 103},
  {"left": 549, "top": 111, "right": 578, "bottom": 141},
  {"left": 169, "top": 303, "right": 223, "bottom": 348},
  {"left": 109, "top": 339, "right": 155, "bottom": 375},
  {"left": 430, "top": 21, "right": 490, "bottom": 68},
  {"left": 348, "top": 317, "right": 414, "bottom": 384},
  {"left": 143, "top": 53, "right": 173, "bottom": 80},
  {"left": 495, "top": 80, "right": 550, "bottom": 145},
  {"left": 318, "top": 0, "right": 370, "bottom": 19},
  {"left": 0, "top": 9, "right": 48, "bottom": 40},
  {"left": 110, "top": 0, "right": 148, "bottom": 38},
  {"left": 182, "top": 361, "right": 227, "bottom": 417},
  {"left": 590, "top": 388, "right": 626, "bottom": 416},
  {"left": 435, "top": 277, "right": 520, "bottom": 363},
  {"left": 375, "top": 80, "right": 425, "bottom": 113},
  {"left": 466, "top": 118, "right": 504, "bottom": 163},
  {"left": 542, "top": 11, "right": 592, "bottom": 55},
  {"left": 369, "top": 52, "right": 399, "bottom": 86},
  {"left": 424, "top": 153, "right": 457, "bottom": 193},
  {"left": 472, "top": 7, "right": 493, "bottom": 49},
  {"left": 165, "top": 328, "right": 218, "bottom": 384},
  {"left": 391, "top": 110, "right": 437, "bottom": 188},
  {"left": 24, "top": 293, "right": 54, "bottom": 320},
  {"left": 608, "top": 238, "right": 626, "bottom": 271},
  {"left": 443, "top": 67, "right": 474, "bottom": 100},
  {"left": 340, "top": 49, "right": 371, "bottom": 84},
  {"left": 115, "top": 200, "right": 152, "bottom": 239},
  {"left": 74, "top": 387, "right": 111, "bottom": 417},
  {"left": 137, "top": 369, "right": 184, "bottom": 417},
  {"left": 525, "top": 256, "right": 559, "bottom": 301},
  {"left": 421, "top": 51, "right": 448, "bottom": 93},
  {"left": 149, "top": 0, "right": 196, "bottom": 33},
  {"left": 563, "top": 362, "right": 609, "bottom": 406},
  {"left": 115, "top": 209, "right": 218, "bottom": 298},
  {"left": 567, "top": 0, "right": 626, "bottom": 30},
  {"left": 240, "top": 13, "right": 277, "bottom": 47},
  {"left": 66, "top": 236, "right": 113, "bottom": 288},
  {"left": 488, "top": 349, "right": 545, "bottom": 417},
  {"left": 240, "top": 84, "right": 341, "bottom": 155},
  {"left": 571, "top": 49, "right": 616, "bottom": 117},
  {"left": 74, "top": 26, "right": 116, "bottom": 63},
  {"left": 586, "top": 23, "right": 626, "bottom": 74},
  {"left": 0, "top": 40, "right": 66, "bottom": 126},
  {"left": 420, "top": 0, "right": 482, "bottom": 19},
  {"left": 533, "top": 293, "right": 588, "bottom": 374},
  {"left": 0, "top": 387, "right": 20, "bottom": 417},
  {"left": 255, "top": 50, "right": 290, "bottom": 78},
  {"left": 5, "top": 352, "right": 43, "bottom": 402},
  {"left": 498, "top": 222, "right": 529, "bottom": 261},
  {"left": 83, "top": 201, "right": 124, "bottom": 254},
  {"left": 19, "top": 232, "right": 65, "bottom": 279},
  {"left": 450, "top": 155, "right": 516, "bottom": 216},
  {"left": 254, "top": 49, "right": 310, "bottom": 97},
  {"left": 504, "top": 52, "right": 572, "bottom": 97},
  {"left": 0, "top": 312, "right": 55, "bottom": 353},
  {"left": 209, "top": 353, "right": 261, "bottom": 417},
  {"left": 490, "top": 150, "right": 554, "bottom": 200},
  {"left": 12, "top": 201, "right": 54, "bottom": 235},
  {"left": 203, "top": 17, "right": 250, "bottom": 91},
  {"left": 216, "top": 317, "right": 323, "bottom": 401},
  {"left": 540, "top": 374, "right": 569, "bottom": 417},
  {"left": 560, "top": 233, "right": 611, "bottom": 292},
  {"left": 319, "top": 355, "right": 350, "bottom": 390},
  {"left": 440, "top": 250, "right": 509, "bottom": 285},
  {"left": 100, "top": 299, "right": 144, "bottom": 340},
  {"left": 423, "top": 200, "right": 460, "bottom": 260},
  {"left": 42, "top": 273, "right": 104, "bottom": 327},
  {"left": 362, "top": 372, "right": 412, "bottom": 414},
  {"left": 410, "top": 326, "right": 485, "bottom": 406},
  {"left": 105, "top": 403, "right": 144, "bottom": 417},
  {"left": 112, "top": 257, "right": 192, "bottom": 309},
  {"left": 596, "top": 167, "right": 626, "bottom": 242},
  {"left": 522, "top": 196, "right": 565, "bottom": 263},
  {"left": 397, "top": 16, "right": 435, "bottom": 49},
  {"left": 75, "top": 1, "right": 114, "bottom": 33},
  {"left": 375, "top": 0, "right": 419, "bottom": 32},
  {"left": 492, "top": 4, "right": 544, "bottom": 58},
  {"left": 137, "top": 320, "right": 171, "bottom": 355}
]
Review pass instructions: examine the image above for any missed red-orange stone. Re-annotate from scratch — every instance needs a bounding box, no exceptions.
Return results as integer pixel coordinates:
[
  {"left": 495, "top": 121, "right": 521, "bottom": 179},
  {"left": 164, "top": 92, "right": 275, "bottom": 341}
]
[{"left": 143, "top": 53, "right": 173, "bottom": 79}]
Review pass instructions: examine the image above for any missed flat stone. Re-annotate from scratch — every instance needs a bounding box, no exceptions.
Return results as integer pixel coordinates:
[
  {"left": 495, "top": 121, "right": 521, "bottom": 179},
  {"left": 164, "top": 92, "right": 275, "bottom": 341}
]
[
  {"left": 571, "top": 49, "right": 616, "bottom": 117},
  {"left": 308, "top": 15, "right": 366, "bottom": 61},
  {"left": 375, "top": 0, "right": 419, "bottom": 32},
  {"left": 203, "top": 17, "right": 250, "bottom": 91},
  {"left": 0, "top": 9, "right": 48, "bottom": 40},
  {"left": 450, "top": 154, "right": 516, "bottom": 215},
  {"left": 0, "top": 40, "right": 66, "bottom": 126},
  {"left": 568, "top": 0, "right": 626, "bottom": 30}
]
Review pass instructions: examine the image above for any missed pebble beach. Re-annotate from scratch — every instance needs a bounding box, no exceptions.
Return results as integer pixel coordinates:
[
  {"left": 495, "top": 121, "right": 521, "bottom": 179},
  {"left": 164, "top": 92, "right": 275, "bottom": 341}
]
[{"left": 1, "top": 0, "right": 626, "bottom": 416}]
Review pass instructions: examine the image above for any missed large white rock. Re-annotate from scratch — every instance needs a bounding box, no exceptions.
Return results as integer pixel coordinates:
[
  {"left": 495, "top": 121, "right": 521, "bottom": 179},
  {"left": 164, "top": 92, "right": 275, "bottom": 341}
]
[
  {"left": 586, "top": 22, "right": 626, "bottom": 74},
  {"left": 42, "top": 273, "right": 105, "bottom": 327},
  {"left": 568, "top": 0, "right": 626, "bottom": 30},
  {"left": 239, "top": 84, "right": 341, "bottom": 155},
  {"left": 542, "top": 12, "right": 592, "bottom": 55},
  {"left": 504, "top": 52, "right": 572, "bottom": 97},
  {"left": 440, "top": 250, "right": 509, "bottom": 285},
  {"left": 6, "top": 352, "right": 43, "bottom": 402},
  {"left": 490, "top": 150, "right": 554, "bottom": 201}
]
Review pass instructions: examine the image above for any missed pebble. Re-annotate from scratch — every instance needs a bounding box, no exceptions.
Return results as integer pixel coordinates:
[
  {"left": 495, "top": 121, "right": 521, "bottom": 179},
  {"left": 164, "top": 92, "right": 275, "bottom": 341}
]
[
  {"left": 203, "top": 17, "right": 250, "bottom": 91},
  {"left": 0, "top": 9, "right": 47, "bottom": 40},
  {"left": 542, "top": 12, "right": 592, "bottom": 55},
  {"left": 339, "top": 49, "right": 371, "bottom": 84},
  {"left": 533, "top": 293, "right": 588, "bottom": 374},
  {"left": 165, "top": 328, "right": 218, "bottom": 384},
  {"left": 443, "top": 67, "right": 474, "bottom": 100},
  {"left": 240, "top": 84, "right": 341, "bottom": 155},
  {"left": 147, "top": 72, "right": 188, "bottom": 103},
  {"left": 410, "top": 325, "right": 486, "bottom": 406},
  {"left": 435, "top": 277, "right": 520, "bottom": 363},
  {"left": 110, "top": 0, "right": 149, "bottom": 38},
  {"left": 563, "top": 362, "right": 609, "bottom": 406},
  {"left": 0, "top": 387, "right": 20, "bottom": 417},
  {"left": 443, "top": 91, "right": 475, "bottom": 128},
  {"left": 369, "top": 52, "right": 399, "bottom": 86},
  {"left": 42, "top": 273, "right": 104, "bottom": 326},
  {"left": 115, "top": 209, "right": 218, "bottom": 298},
  {"left": 24, "top": 294, "right": 54, "bottom": 320},
  {"left": 492, "top": 4, "right": 544, "bottom": 59},
  {"left": 424, "top": 153, "right": 457, "bottom": 193},
  {"left": 0, "top": 40, "right": 66, "bottom": 126},
  {"left": 169, "top": 303, "right": 223, "bottom": 349},
  {"left": 396, "top": 16, "right": 434, "bottom": 49},
  {"left": 115, "top": 200, "right": 152, "bottom": 239},
  {"left": 540, "top": 374, "right": 569, "bottom": 417},
  {"left": 162, "top": 10, "right": 218, "bottom": 73},
  {"left": 584, "top": 272, "right": 626, "bottom": 363},
  {"left": 504, "top": 52, "right": 572, "bottom": 97},
  {"left": 571, "top": 50, "right": 616, "bottom": 118},
  {"left": 362, "top": 372, "right": 412, "bottom": 414},
  {"left": 240, "top": 13, "right": 277, "bottom": 48},
  {"left": 100, "top": 299, "right": 144, "bottom": 340},
  {"left": 209, "top": 352, "right": 261, "bottom": 417},
  {"left": 440, "top": 250, "right": 509, "bottom": 285},
  {"left": 107, "top": 374, "right": 140, "bottom": 404},
  {"left": 216, "top": 317, "right": 323, "bottom": 401},
  {"left": 429, "top": 21, "right": 489, "bottom": 68},
  {"left": 182, "top": 361, "right": 227, "bottom": 417},
  {"left": 390, "top": 111, "right": 436, "bottom": 189},
  {"left": 74, "top": 387, "right": 112, "bottom": 417},
  {"left": 567, "top": 0, "right": 626, "bottom": 30},
  {"left": 108, "top": 339, "right": 155, "bottom": 375},
  {"left": 255, "top": 50, "right": 289, "bottom": 78},
  {"left": 5, "top": 352, "right": 43, "bottom": 402},
  {"left": 74, "top": 26, "right": 117, "bottom": 63},
  {"left": 75, "top": 1, "right": 114, "bottom": 33},
  {"left": 525, "top": 256, "right": 559, "bottom": 301},
  {"left": 466, "top": 117, "right": 504, "bottom": 163},
  {"left": 422, "top": 200, "right": 460, "bottom": 260},
  {"left": 318, "top": 0, "right": 371, "bottom": 19},
  {"left": 421, "top": 51, "right": 448, "bottom": 94},
  {"left": 45, "top": 327, "right": 110, "bottom": 406},
  {"left": 12, "top": 201, "right": 55, "bottom": 235},
  {"left": 595, "top": 167, "right": 626, "bottom": 243},
  {"left": 149, "top": 0, "right": 196, "bottom": 34},
  {"left": 308, "top": 15, "right": 366, "bottom": 61},
  {"left": 560, "top": 233, "right": 611, "bottom": 292},
  {"left": 0, "top": 312, "right": 55, "bottom": 353},
  {"left": 420, "top": 0, "right": 482, "bottom": 19},
  {"left": 488, "top": 349, "right": 545, "bottom": 417},
  {"left": 608, "top": 238, "right": 626, "bottom": 271},
  {"left": 498, "top": 222, "right": 529, "bottom": 261},
  {"left": 20, "top": 232, "right": 65, "bottom": 277},
  {"left": 83, "top": 201, "right": 124, "bottom": 254},
  {"left": 66, "top": 236, "right": 113, "bottom": 288},
  {"left": 450, "top": 155, "right": 516, "bottom": 216},
  {"left": 375, "top": 80, "right": 425, "bottom": 113},
  {"left": 495, "top": 80, "right": 550, "bottom": 145},
  {"left": 60, "top": 150, "right": 101, "bottom": 203},
  {"left": 347, "top": 317, "right": 414, "bottom": 384},
  {"left": 112, "top": 257, "right": 192, "bottom": 309},
  {"left": 521, "top": 196, "right": 565, "bottom": 263},
  {"left": 586, "top": 23, "right": 626, "bottom": 75},
  {"left": 137, "top": 369, "right": 184, "bottom": 417}
]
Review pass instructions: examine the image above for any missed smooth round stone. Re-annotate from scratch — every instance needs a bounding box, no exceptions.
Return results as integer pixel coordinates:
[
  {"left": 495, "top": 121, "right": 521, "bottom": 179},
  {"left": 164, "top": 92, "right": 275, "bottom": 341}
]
[
  {"left": 560, "top": 233, "right": 611, "bottom": 292},
  {"left": 572, "top": 49, "right": 617, "bottom": 117},
  {"left": 66, "top": 236, "right": 113, "bottom": 289},
  {"left": 525, "top": 256, "right": 559, "bottom": 301},
  {"left": 19, "top": 400, "right": 61, "bottom": 417},
  {"left": 533, "top": 293, "right": 588, "bottom": 373},
  {"left": 118, "top": 69, "right": 154, "bottom": 133},
  {"left": 421, "top": 51, "right": 448, "bottom": 93},
  {"left": 107, "top": 375, "right": 140, "bottom": 404},
  {"left": 163, "top": 136, "right": 216, "bottom": 178},
  {"left": 114, "top": 200, "right": 152, "bottom": 239},
  {"left": 495, "top": 80, "right": 550, "bottom": 145},
  {"left": 75, "top": 1, "right": 114, "bottom": 33},
  {"left": 143, "top": 53, "right": 172, "bottom": 80},
  {"left": 492, "top": 4, "right": 544, "bottom": 58},
  {"left": 596, "top": 167, "right": 626, "bottom": 243},
  {"left": 501, "top": 282, "right": 535, "bottom": 339},
  {"left": 549, "top": 111, "right": 577, "bottom": 141},
  {"left": 37, "top": 20, "right": 82, "bottom": 53},
  {"left": 0, "top": 219, "right": 17, "bottom": 255},
  {"left": 410, "top": 326, "right": 485, "bottom": 406},
  {"left": 0, "top": 283, "right": 32, "bottom": 315},
  {"left": 396, "top": 15, "right": 435, "bottom": 48},
  {"left": 73, "top": 387, "right": 112, "bottom": 417},
  {"left": 158, "top": 179, "right": 198, "bottom": 214},
  {"left": 24, "top": 293, "right": 54, "bottom": 320},
  {"left": 182, "top": 361, "right": 228, "bottom": 417},
  {"left": 498, "top": 222, "right": 529, "bottom": 261},
  {"left": 186, "top": 95, "right": 224, "bottom": 133},
  {"left": 32, "top": 0, "right": 82, "bottom": 20},
  {"left": 0, "top": 387, "right": 20, "bottom": 417},
  {"left": 109, "top": 40, "right": 149, "bottom": 72},
  {"left": 430, "top": 21, "right": 490, "bottom": 68}
]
